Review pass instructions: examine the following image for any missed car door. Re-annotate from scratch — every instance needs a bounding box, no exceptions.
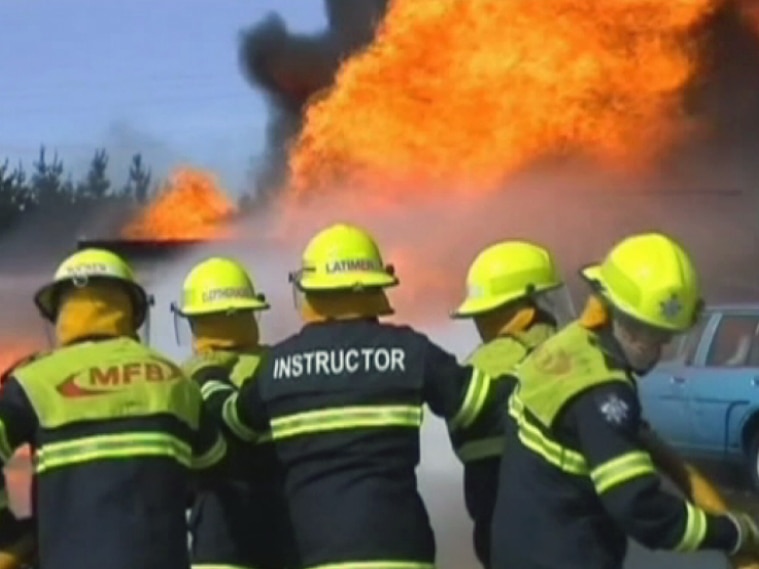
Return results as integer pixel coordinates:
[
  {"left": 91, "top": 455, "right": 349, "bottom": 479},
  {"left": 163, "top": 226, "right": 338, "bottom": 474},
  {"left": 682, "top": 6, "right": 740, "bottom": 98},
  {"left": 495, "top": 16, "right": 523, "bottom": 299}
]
[
  {"left": 680, "top": 312, "right": 759, "bottom": 458},
  {"left": 638, "top": 312, "right": 713, "bottom": 453}
]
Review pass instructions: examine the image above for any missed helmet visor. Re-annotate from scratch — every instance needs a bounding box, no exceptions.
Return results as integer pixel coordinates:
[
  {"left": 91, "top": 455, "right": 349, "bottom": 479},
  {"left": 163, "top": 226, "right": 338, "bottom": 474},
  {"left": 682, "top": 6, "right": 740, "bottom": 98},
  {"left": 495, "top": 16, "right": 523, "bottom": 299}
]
[
  {"left": 170, "top": 302, "right": 194, "bottom": 347},
  {"left": 534, "top": 284, "right": 576, "bottom": 327},
  {"left": 289, "top": 269, "right": 308, "bottom": 312},
  {"left": 137, "top": 295, "right": 154, "bottom": 345},
  {"left": 613, "top": 308, "right": 676, "bottom": 345}
]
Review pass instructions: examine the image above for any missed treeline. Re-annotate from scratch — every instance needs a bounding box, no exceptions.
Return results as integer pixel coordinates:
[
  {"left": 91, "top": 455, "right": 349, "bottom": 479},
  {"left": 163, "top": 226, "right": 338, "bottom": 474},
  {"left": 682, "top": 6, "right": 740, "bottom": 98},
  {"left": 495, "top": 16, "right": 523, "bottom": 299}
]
[{"left": 0, "top": 146, "right": 154, "bottom": 233}]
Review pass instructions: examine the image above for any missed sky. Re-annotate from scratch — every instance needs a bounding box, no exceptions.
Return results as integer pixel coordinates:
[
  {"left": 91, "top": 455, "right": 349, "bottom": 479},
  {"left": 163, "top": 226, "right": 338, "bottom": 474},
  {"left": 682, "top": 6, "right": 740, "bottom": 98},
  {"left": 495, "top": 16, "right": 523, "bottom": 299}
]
[{"left": 0, "top": 0, "right": 326, "bottom": 195}]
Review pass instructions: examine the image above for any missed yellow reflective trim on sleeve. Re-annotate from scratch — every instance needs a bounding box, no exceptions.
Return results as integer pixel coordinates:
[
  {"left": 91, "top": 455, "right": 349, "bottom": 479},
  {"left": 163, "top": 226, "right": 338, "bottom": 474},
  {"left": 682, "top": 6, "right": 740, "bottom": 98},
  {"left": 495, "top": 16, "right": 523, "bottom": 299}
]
[
  {"left": 271, "top": 405, "right": 423, "bottom": 442},
  {"left": 0, "top": 419, "right": 14, "bottom": 462},
  {"left": 456, "top": 436, "right": 504, "bottom": 462},
  {"left": 306, "top": 561, "right": 435, "bottom": 569},
  {"left": 508, "top": 394, "right": 588, "bottom": 475},
  {"left": 221, "top": 395, "right": 260, "bottom": 442},
  {"left": 35, "top": 432, "right": 191, "bottom": 474},
  {"left": 191, "top": 563, "right": 256, "bottom": 569},
  {"left": 200, "top": 380, "right": 235, "bottom": 400},
  {"left": 674, "top": 502, "right": 708, "bottom": 552},
  {"left": 192, "top": 434, "right": 227, "bottom": 470},
  {"left": 449, "top": 368, "right": 491, "bottom": 431},
  {"left": 590, "top": 451, "right": 656, "bottom": 495}
]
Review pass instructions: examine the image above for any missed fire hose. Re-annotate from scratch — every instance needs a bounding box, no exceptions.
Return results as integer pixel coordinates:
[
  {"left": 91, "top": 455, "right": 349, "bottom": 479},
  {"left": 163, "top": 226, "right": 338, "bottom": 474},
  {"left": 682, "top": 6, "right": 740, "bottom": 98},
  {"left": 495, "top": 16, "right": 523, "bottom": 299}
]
[
  {"left": 684, "top": 464, "right": 759, "bottom": 569},
  {"left": 642, "top": 426, "right": 759, "bottom": 568}
]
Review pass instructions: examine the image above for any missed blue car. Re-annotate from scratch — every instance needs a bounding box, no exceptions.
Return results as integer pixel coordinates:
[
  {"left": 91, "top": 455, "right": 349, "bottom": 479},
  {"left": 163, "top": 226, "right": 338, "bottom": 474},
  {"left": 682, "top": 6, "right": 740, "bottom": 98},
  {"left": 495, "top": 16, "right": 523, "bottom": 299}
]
[{"left": 638, "top": 304, "right": 759, "bottom": 490}]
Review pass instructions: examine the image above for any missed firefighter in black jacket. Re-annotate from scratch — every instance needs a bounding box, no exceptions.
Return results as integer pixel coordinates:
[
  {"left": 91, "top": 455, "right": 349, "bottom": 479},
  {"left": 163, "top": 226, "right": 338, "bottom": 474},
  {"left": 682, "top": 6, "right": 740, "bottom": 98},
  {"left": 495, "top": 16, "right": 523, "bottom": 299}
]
[
  {"left": 491, "top": 232, "right": 759, "bottom": 569},
  {"left": 216, "top": 222, "right": 501, "bottom": 569},
  {"left": 447, "top": 240, "right": 569, "bottom": 568},
  {"left": 0, "top": 248, "right": 228, "bottom": 569}
]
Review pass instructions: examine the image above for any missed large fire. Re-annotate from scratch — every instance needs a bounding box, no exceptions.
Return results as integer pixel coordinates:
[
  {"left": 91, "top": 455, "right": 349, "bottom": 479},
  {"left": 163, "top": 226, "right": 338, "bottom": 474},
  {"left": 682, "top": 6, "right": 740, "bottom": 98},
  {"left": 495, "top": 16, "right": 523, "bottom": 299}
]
[
  {"left": 270, "top": 0, "right": 720, "bottom": 319},
  {"left": 121, "top": 0, "right": 759, "bottom": 322},
  {"left": 122, "top": 168, "right": 237, "bottom": 241},
  {"left": 288, "top": 0, "right": 717, "bottom": 201}
]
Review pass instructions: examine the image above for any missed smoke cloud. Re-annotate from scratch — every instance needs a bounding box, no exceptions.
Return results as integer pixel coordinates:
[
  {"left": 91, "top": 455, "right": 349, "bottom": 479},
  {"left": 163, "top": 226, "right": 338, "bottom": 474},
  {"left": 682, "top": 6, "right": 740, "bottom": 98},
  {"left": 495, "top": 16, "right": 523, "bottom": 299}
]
[{"left": 238, "top": 0, "right": 388, "bottom": 197}]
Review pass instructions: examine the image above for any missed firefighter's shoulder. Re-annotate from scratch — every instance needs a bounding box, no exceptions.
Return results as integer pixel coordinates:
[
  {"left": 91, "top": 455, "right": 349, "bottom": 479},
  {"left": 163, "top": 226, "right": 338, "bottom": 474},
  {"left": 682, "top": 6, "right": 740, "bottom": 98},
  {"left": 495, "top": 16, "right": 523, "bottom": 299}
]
[
  {"left": 466, "top": 336, "right": 528, "bottom": 373},
  {"left": 182, "top": 351, "right": 240, "bottom": 379},
  {"left": 0, "top": 349, "right": 51, "bottom": 386},
  {"left": 574, "top": 381, "right": 642, "bottom": 435},
  {"left": 374, "top": 320, "right": 438, "bottom": 346}
]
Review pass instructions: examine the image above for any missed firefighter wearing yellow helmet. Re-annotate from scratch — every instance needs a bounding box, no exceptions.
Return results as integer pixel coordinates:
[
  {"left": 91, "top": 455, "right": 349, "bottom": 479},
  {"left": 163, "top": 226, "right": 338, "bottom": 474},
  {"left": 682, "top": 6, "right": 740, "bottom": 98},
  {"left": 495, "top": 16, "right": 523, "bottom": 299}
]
[
  {"left": 448, "top": 240, "right": 570, "bottom": 568},
  {"left": 491, "top": 233, "right": 759, "bottom": 569},
  {"left": 0, "top": 248, "right": 227, "bottom": 569},
  {"left": 215, "top": 223, "right": 505, "bottom": 569},
  {"left": 172, "top": 257, "right": 296, "bottom": 569}
]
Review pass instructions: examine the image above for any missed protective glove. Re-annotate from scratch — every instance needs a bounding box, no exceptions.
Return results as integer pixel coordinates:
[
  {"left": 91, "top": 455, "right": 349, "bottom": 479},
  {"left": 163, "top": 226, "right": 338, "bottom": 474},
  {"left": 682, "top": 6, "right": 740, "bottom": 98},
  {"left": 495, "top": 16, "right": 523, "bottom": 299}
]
[{"left": 728, "top": 511, "right": 759, "bottom": 559}]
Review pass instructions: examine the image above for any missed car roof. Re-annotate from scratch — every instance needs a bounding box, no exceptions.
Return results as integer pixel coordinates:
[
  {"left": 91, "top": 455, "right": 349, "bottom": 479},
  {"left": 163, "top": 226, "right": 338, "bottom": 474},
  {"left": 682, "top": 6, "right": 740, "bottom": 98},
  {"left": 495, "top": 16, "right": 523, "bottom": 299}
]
[{"left": 705, "top": 303, "right": 759, "bottom": 313}]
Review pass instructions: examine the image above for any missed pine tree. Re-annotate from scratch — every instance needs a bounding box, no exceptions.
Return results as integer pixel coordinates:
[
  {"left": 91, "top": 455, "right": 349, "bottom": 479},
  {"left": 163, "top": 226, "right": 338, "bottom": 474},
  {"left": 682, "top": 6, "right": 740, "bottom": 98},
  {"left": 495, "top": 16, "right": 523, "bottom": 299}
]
[
  {"left": 78, "top": 148, "right": 111, "bottom": 199},
  {"left": 122, "top": 153, "right": 152, "bottom": 203},
  {"left": 0, "top": 161, "right": 30, "bottom": 232},
  {"left": 30, "top": 146, "right": 66, "bottom": 206}
]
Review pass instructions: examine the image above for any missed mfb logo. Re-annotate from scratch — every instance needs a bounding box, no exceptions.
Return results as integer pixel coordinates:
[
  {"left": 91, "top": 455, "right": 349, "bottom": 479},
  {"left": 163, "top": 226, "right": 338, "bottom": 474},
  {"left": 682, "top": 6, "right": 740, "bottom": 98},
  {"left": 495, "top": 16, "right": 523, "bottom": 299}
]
[{"left": 56, "top": 360, "right": 182, "bottom": 398}]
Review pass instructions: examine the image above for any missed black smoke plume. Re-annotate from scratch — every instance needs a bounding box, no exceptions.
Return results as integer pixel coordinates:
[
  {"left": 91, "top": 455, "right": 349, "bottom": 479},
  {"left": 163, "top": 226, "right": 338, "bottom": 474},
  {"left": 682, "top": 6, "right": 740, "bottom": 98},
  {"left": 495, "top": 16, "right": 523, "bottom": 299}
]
[{"left": 238, "top": 0, "right": 389, "bottom": 198}]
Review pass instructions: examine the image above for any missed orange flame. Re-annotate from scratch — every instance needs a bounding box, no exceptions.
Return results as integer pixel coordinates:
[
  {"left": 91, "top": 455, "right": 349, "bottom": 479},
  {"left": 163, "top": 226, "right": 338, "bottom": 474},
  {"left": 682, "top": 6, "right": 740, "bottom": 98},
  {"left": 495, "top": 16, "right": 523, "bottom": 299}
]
[
  {"left": 288, "top": 0, "right": 716, "bottom": 201},
  {"left": 273, "top": 0, "right": 722, "bottom": 321},
  {"left": 122, "top": 168, "right": 237, "bottom": 241}
]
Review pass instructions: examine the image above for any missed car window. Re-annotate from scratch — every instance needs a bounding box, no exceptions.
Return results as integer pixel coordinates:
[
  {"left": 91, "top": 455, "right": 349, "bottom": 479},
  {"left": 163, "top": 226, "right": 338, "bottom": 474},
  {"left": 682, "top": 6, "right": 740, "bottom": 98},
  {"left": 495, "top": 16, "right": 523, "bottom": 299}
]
[
  {"left": 705, "top": 314, "right": 759, "bottom": 368},
  {"left": 661, "top": 313, "right": 710, "bottom": 364}
]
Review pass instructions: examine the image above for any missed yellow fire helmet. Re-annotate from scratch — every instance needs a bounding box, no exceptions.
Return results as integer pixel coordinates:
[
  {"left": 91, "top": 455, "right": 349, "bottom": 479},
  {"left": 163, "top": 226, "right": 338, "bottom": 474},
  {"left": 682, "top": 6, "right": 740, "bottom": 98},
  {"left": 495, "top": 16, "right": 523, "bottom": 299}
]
[
  {"left": 34, "top": 248, "right": 150, "bottom": 326},
  {"left": 290, "top": 223, "right": 399, "bottom": 292},
  {"left": 581, "top": 232, "right": 703, "bottom": 332},
  {"left": 452, "top": 240, "right": 563, "bottom": 318},
  {"left": 176, "top": 257, "right": 270, "bottom": 317}
]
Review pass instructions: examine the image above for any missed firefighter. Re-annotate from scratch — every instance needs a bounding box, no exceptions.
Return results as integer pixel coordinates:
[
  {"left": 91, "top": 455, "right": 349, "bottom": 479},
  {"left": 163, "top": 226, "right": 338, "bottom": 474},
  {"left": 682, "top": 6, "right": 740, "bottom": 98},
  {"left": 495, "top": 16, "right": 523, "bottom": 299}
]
[
  {"left": 0, "top": 248, "right": 228, "bottom": 569},
  {"left": 173, "top": 257, "right": 297, "bottom": 569},
  {"left": 213, "top": 222, "right": 504, "bottom": 569},
  {"left": 490, "top": 232, "right": 759, "bottom": 569},
  {"left": 448, "top": 240, "right": 567, "bottom": 568}
]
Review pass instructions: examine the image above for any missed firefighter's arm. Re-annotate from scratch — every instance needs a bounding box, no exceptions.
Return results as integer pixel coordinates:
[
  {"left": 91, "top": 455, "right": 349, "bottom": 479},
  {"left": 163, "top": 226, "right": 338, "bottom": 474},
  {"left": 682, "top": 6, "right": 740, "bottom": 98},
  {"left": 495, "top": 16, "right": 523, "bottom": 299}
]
[
  {"left": 572, "top": 383, "right": 740, "bottom": 553},
  {"left": 448, "top": 373, "right": 516, "bottom": 464},
  {"left": 0, "top": 378, "right": 37, "bottom": 555},
  {"left": 422, "top": 340, "right": 506, "bottom": 433},
  {"left": 638, "top": 421, "right": 693, "bottom": 497},
  {"left": 220, "top": 377, "right": 270, "bottom": 444},
  {"left": 187, "top": 380, "right": 228, "bottom": 472},
  {"left": 191, "top": 365, "right": 238, "bottom": 421}
]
